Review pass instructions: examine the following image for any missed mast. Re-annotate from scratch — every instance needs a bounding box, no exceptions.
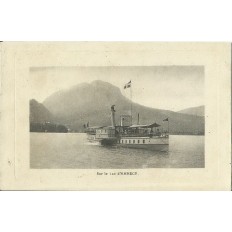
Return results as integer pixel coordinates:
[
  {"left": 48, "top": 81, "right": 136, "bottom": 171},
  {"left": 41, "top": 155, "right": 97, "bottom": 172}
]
[
  {"left": 124, "top": 80, "right": 132, "bottom": 125},
  {"left": 130, "top": 83, "right": 132, "bottom": 125}
]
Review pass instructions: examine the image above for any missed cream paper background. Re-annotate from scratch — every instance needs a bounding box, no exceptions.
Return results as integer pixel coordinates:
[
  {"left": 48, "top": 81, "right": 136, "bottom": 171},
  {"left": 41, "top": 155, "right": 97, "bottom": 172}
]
[{"left": 0, "top": 42, "right": 231, "bottom": 190}]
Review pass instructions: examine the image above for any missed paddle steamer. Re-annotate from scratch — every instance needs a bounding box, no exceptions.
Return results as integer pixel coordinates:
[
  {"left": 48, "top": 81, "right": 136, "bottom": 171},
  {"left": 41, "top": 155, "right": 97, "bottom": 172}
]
[
  {"left": 86, "top": 105, "right": 169, "bottom": 150},
  {"left": 85, "top": 81, "right": 169, "bottom": 150}
]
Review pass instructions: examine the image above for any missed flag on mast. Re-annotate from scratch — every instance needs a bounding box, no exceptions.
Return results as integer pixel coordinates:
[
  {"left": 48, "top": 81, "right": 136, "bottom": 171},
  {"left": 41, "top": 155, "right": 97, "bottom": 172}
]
[
  {"left": 163, "top": 118, "right": 169, "bottom": 121},
  {"left": 124, "top": 80, "right": 131, "bottom": 89}
]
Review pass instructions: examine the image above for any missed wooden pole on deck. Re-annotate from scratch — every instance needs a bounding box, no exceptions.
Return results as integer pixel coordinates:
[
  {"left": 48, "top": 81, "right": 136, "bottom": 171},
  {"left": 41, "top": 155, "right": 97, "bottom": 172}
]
[{"left": 130, "top": 83, "right": 132, "bottom": 125}]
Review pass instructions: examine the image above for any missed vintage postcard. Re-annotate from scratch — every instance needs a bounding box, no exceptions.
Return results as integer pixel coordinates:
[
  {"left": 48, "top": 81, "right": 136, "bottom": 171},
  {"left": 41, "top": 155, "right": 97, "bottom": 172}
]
[{"left": 0, "top": 42, "right": 231, "bottom": 190}]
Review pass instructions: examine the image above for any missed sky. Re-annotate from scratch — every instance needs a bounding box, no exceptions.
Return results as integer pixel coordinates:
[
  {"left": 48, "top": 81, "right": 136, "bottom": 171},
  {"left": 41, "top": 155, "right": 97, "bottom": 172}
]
[{"left": 30, "top": 66, "right": 204, "bottom": 111}]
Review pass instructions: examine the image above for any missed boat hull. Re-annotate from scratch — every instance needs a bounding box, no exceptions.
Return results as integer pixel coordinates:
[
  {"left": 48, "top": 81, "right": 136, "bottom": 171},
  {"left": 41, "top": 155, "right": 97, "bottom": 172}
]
[
  {"left": 100, "top": 138, "right": 118, "bottom": 146},
  {"left": 86, "top": 134, "right": 169, "bottom": 151},
  {"left": 87, "top": 134, "right": 97, "bottom": 142},
  {"left": 118, "top": 143, "right": 168, "bottom": 151},
  {"left": 118, "top": 136, "right": 169, "bottom": 151}
]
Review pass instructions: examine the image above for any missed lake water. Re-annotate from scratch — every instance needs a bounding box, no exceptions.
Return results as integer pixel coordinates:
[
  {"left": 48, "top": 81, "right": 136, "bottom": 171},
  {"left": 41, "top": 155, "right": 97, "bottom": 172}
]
[{"left": 30, "top": 133, "right": 204, "bottom": 169}]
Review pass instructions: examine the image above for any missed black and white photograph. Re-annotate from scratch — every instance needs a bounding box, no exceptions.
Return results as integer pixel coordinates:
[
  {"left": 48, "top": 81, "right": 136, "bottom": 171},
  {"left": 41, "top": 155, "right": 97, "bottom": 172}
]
[
  {"left": 1, "top": 3, "right": 232, "bottom": 232},
  {"left": 1, "top": 42, "right": 230, "bottom": 191},
  {"left": 30, "top": 66, "right": 205, "bottom": 169}
]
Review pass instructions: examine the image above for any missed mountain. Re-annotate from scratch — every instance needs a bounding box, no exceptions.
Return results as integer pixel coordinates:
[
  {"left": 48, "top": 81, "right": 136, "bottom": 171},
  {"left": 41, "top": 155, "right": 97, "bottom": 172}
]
[
  {"left": 30, "top": 99, "right": 54, "bottom": 123},
  {"left": 42, "top": 80, "right": 205, "bottom": 134},
  {"left": 177, "top": 105, "right": 204, "bottom": 117},
  {"left": 30, "top": 99, "right": 69, "bottom": 133}
]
